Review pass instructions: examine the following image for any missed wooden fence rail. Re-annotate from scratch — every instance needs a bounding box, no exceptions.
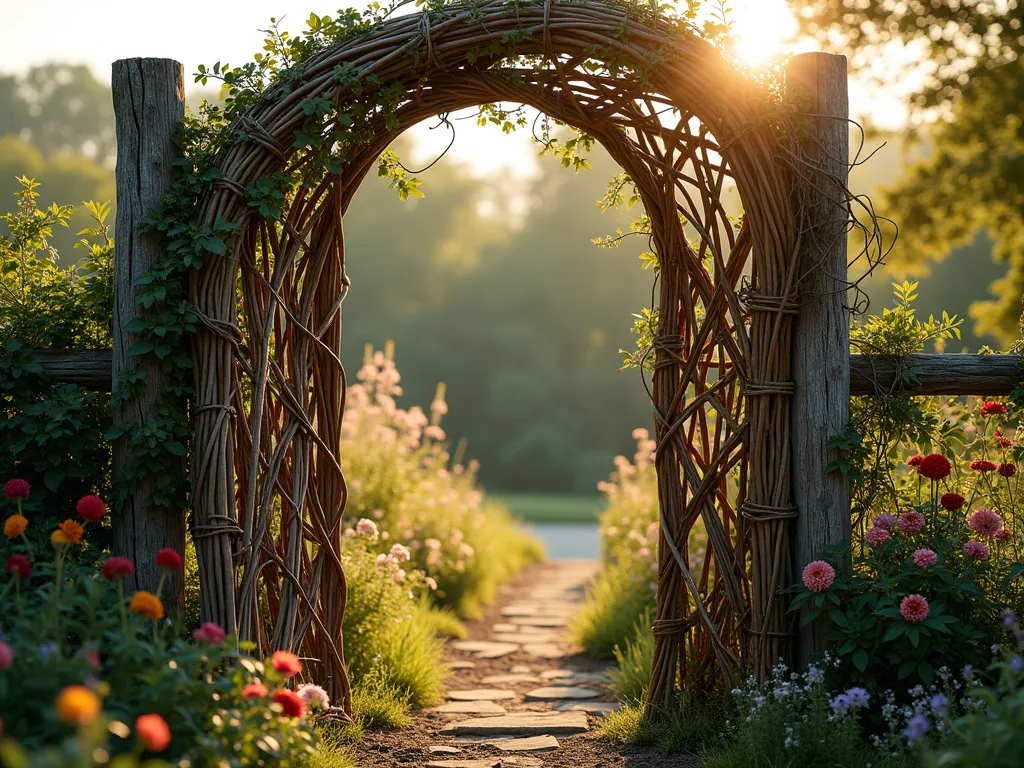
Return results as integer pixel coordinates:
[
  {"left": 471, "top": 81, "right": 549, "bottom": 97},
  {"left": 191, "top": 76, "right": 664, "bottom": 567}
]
[{"left": 31, "top": 349, "right": 1022, "bottom": 397}]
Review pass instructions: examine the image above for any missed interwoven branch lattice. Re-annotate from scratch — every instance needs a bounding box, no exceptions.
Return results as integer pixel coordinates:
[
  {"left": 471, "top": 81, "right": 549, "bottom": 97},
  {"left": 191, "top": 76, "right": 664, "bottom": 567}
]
[{"left": 189, "top": 0, "right": 822, "bottom": 716}]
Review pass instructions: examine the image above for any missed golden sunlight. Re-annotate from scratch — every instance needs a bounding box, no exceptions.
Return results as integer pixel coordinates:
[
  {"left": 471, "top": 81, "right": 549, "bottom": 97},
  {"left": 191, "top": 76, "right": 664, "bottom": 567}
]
[{"left": 720, "top": 0, "right": 800, "bottom": 67}]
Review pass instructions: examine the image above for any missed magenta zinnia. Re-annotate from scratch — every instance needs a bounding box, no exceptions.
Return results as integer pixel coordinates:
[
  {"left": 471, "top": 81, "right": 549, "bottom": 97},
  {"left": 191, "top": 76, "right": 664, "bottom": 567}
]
[
  {"left": 865, "top": 526, "right": 891, "bottom": 547},
  {"left": 873, "top": 514, "right": 896, "bottom": 531},
  {"left": 900, "top": 594, "right": 929, "bottom": 622},
  {"left": 2, "top": 479, "right": 30, "bottom": 501},
  {"left": 897, "top": 511, "right": 925, "bottom": 534},
  {"left": 969, "top": 508, "right": 1003, "bottom": 538},
  {"left": 964, "top": 540, "right": 990, "bottom": 560},
  {"left": 801, "top": 560, "right": 835, "bottom": 592},
  {"left": 913, "top": 548, "right": 938, "bottom": 568}
]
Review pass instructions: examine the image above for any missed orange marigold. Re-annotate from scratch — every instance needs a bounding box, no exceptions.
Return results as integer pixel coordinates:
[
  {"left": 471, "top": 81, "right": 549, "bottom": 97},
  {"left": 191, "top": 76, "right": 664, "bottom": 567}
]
[
  {"left": 55, "top": 685, "right": 101, "bottom": 724},
  {"left": 130, "top": 591, "right": 164, "bottom": 622},
  {"left": 57, "top": 519, "right": 84, "bottom": 544},
  {"left": 3, "top": 514, "right": 27, "bottom": 539}
]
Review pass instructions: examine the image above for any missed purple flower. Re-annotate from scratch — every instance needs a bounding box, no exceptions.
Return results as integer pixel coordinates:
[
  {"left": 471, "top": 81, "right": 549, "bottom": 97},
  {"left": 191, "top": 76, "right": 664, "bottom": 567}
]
[
  {"left": 904, "top": 714, "right": 929, "bottom": 743},
  {"left": 1003, "top": 608, "right": 1017, "bottom": 627},
  {"left": 39, "top": 643, "right": 59, "bottom": 660},
  {"left": 845, "top": 687, "right": 870, "bottom": 708},
  {"left": 929, "top": 693, "right": 948, "bottom": 714},
  {"left": 962, "top": 664, "right": 974, "bottom": 681},
  {"left": 1010, "top": 656, "right": 1024, "bottom": 674},
  {"left": 806, "top": 665, "right": 824, "bottom": 683}
]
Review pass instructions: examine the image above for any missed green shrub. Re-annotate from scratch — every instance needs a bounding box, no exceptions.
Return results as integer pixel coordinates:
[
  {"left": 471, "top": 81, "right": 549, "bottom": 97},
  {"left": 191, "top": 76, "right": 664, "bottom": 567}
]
[
  {"left": 600, "top": 697, "right": 728, "bottom": 755},
  {"left": 342, "top": 345, "right": 543, "bottom": 619},
  {"left": 572, "top": 555, "right": 655, "bottom": 658}
]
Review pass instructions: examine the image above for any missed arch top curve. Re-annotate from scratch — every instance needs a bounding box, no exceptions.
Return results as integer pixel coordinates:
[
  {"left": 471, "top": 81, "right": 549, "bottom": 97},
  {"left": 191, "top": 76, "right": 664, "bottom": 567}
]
[{"left": 186, "top": 0, "right": 810, "bottom": 716}]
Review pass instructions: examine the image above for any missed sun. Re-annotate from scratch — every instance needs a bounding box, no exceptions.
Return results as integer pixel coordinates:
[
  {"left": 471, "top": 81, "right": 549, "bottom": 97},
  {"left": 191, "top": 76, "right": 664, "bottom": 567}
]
[{"left": 716, "top": 0, "right": 800, "bottom": 68}]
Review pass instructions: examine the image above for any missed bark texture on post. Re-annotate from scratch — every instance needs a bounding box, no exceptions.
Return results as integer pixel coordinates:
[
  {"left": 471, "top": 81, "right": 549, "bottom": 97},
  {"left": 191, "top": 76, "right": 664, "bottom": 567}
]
[
  {"left": 787, "top": 52, "right": 851, "bottom": 668},
  {"left": 111, "top": 58, "right": 186, "bottom": 602}
]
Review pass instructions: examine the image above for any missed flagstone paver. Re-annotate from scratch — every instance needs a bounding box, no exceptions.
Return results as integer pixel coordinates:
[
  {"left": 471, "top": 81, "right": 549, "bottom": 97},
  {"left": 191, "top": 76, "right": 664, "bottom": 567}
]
[
  {"left": 552, "top": 701, "right": 620, "bottom": 714},
  {"left": 525, "top": 686, "right": 601, "bottom": 701},
  {"left": 440, "top": 712, "right": 590, "bottom": 736},
  {"left": 486, "top": 735, "right": 560, "bottom": 752},
  {"left": 447, "top": 689, "right": 518, "bottom": 701},
  {"left": 481, "top": 674, "right": 543, "bottom": 685},
  {"left": 434, "top": 701, "right": 509, "bottom": 715}
]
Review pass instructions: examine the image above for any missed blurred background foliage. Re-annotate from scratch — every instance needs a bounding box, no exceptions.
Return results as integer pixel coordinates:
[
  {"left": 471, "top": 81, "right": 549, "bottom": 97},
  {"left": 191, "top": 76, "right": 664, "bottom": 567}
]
[{"left": 0, "top": 54, "right": 1014, "bottom": 495}]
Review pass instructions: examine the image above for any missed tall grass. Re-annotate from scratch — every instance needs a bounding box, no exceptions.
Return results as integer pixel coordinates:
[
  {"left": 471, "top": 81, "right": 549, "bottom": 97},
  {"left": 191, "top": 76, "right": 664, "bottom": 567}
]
[
  {"left": 572, "top": 557, "right": 655, "bottom": 658},
  {"left": 609, "top": 608, "right": 654, "bottom": 704}
]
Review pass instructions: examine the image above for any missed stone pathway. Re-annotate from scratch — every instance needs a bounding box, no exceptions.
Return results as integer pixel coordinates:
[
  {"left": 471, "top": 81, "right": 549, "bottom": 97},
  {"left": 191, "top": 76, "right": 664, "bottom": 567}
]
[{"left": 354, "top": 559, "right": 639, "bottom": 767}]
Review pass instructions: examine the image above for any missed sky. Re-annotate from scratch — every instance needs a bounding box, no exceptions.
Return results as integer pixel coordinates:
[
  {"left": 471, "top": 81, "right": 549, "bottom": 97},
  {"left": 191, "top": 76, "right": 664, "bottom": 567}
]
[{"left": 0, "top": 0, "right": 918, "bottom": 178}]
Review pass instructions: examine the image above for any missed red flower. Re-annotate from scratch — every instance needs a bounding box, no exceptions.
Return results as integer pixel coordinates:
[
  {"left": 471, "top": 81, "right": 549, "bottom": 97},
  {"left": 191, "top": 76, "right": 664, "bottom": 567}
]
[
  {"left": 980, "top": 401, "right": 1008, "bottom": 416},
  {"left": 5, "top": 554, "right": 30, "bottom": 579},
  {"left": 918, "top": 454, "right": 951, "bottom": 481},
  {"left": 907, "top": 455, "right": 924, "bottom": 468},
  {"left": 940, "top": 493, "right": 965, "bottom": 511},
  {"left": 999, "top": 463, "right": 1017, "bottom": 478},
  {"left": 1000, "top": 437, "right": 1013, "bottom": 447},
  {"left": 76, "top": 495, "right": 106, "bottom": 522},
  {"left": 242, "top": 683, "right": 268, "bottom": 700},
  {"left": 155, "top": 548, "right": 183, "bottom": 571},
  {"left": 3, "top": 479, "right": 30, "bottom": 501},
  {"left": 271, "top": 650, "right": 302, "bottom": 678},
  {"left": 970, "top": 460, "right": 998, "bottom": 473},
  {"left": 270, "top": 689, "right": 306, "bottom": 719},
  {"left": 101, "top": 556, "right": 135, "bottom": 580},
  {"left": 135, "top": 714, "right": 171, "bottom": 752}
]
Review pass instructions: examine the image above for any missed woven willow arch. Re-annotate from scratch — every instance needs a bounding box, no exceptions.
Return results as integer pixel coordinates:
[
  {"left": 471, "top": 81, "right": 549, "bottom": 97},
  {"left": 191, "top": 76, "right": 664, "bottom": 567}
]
[{"left": 190, "top": 0, "right": 804, "bottom": 715}]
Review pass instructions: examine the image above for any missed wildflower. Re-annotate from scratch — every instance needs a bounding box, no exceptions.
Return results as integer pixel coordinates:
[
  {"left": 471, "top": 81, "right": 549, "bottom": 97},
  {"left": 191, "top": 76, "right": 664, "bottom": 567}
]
[
  {"left": 845, "top": 687, "right": 870, "bottom": 708},
  {"left": 900, "top": 594, "right": 930, "bottom": 622},
  {"left": 801, "top": 560, "right": 836, "bottom": 592},
  {"left": 296, "top": 683, "right": 330, "bottom": 711},
  {"left": 964, "top": 540, "right": 990, "bottom": 560},
  {"left": 929, "top": 694, "right": 948, "bottom": 714},
  {"left": 962, "top": 664, "right": 974, "bottom": 681},
  {"left": 897, "top": 511, "right": 925, "bottom": 534},
  {"left": 940, "top": 493, "right": 965, "bottom": 511},
  {"left": 2, "top": 479, "right": 30, "bottom": 501},
  {"left": 918, "top": 454, "right": 951, "bottom": 480},
  {"left": 101, "top": 557, "right": 135, "bottom": 580},
  {"left": 193, "top": 623, "right": 226, "bottom": 645},
  {"left": 270, "top": 689, "right": 306, "bottom": 718},
  {"left": 998, "top": 462, "right": 1017, "bottom": 478},
  {"left": 970, "top": 459, "right": 997, "bottom": 473},
  {"left": 980, "top": 401, "right": 1008, "bottom": 416},
  {"left": 57, "top": 519, "right": 84, "bottom": 544},
  {"left": 806, "top": 665, "right": 824, "bottom": 683},
  {"left": 155, "top": 548, "right": 183, "bottom": 571},
  {"left": 389, "top": 543, "right": 411, "bottom": 563},
  {"left": 865, "top": 526, "right": 891, "bottom": 547},
  {"left": 271, "top": 650, "right": 302, "bottom": 678},
  {"left": 907, "top": 455, "right": 924, "bottom": 468},
  {"left": 3, "top": 515, "right": 27, "bottom": 539},
  {"left": 39, "top": 643, "right": 58, "bottom": 659},
  {"left": 638, "top": 547, "right": 651, "bottom": 558},
  {"left": 913, "top": 548, "right": 938, "bottom": 568},
  {"left": 355, "top": 518, "right": 378, "bottom": 537},
  {"left": 130, "top": 591, "right": 165, "bottom": 621},
  {"left": 5, "top": 554, "right": 30, "bottom": 579},
  {"left": 1010, "top": 657, "right": 1024, "bottom": 674},
  {"left": 375, "top": 553, "right": 389, "bottom": 569},
  {"left": 873, "top": 514, "right": 896, "bottom": 531},
  {"left": 425, "top": 576, "right": 437, "bottom": 590},
  {"left": 1000, "top": 437, "right": 1013, "bottom": 447},
  {"left": 56, "top": 685, "right": 100, "bottom": 724},
  {"left": 425, "top": 538, "right": 441, "bottom": 550},
  {"left": 904, "top": 713, "right": 929, "bottom": 743},
  {"left": 242, "top": 683, "right": 268, "bottom": 700},
  {"left": 995, "top": 528, "right": 1011, "bottom": 540},
  {"left": 76, "top": 495, "right": 106, "bottom": 522},
  {"left": 0, "top": 642, "right": 12, "bottom": 669},
  {"left": 1002, "top": 608, "right": 1017, "bottom": 626},
  {"left": 968, "top": 508, "right": 1003, "bottom": 538},
  {"left": 135, "top": 714, "right": 171, "bottom": 752}
]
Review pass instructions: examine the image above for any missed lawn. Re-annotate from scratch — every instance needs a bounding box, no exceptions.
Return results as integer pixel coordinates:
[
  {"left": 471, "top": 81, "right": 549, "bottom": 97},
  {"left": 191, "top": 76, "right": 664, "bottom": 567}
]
[{"left": 493, "top": 492, "right": 604, "bottom": 523}]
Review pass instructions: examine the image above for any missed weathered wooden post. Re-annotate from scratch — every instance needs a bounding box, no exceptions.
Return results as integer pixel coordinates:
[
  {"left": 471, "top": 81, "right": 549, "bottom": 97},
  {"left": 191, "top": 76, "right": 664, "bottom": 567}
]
[
  {"left": 788, "top": 52, "right": 851, "bottom": 668},
  {"left": 111, "top": 58, "right": 186, "bottom": 602}
]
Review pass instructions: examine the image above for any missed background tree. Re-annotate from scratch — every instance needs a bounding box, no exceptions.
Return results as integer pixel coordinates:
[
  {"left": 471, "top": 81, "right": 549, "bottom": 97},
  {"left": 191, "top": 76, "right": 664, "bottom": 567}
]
[{"left": 795, "top": 0, "right": 1024, "bottom": 343}]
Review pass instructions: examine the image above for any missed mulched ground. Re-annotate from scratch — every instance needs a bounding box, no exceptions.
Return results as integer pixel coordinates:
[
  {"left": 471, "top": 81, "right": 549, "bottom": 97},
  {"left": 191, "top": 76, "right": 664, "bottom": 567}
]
[{"left": 352, "top": 561, "right": 697, "bottom": 768}]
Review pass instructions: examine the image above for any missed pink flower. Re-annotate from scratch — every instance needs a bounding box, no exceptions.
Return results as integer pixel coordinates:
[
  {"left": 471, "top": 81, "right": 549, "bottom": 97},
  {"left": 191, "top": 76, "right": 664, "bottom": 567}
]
[
  {"left": 897, "top": 511, "right": 925, "bottom": 534},
  {"left": 5, "top": 554, "right": 30, "bottom": 579},
  {"left": 371, "top": 509, "right": 384, "bottom": 520},
  {"left": 873, "top": 514, "right": 896, "bottom": 531},
  {"left": 995, "top": 529, "right": 1011, "bottom": 541},
  {"left": 637, "top": 547, "right": 651, "bottom": 558},
  {"left": 964, "top": 540, "right": 990, "bottom": 560},
  {"left": 193, "top": 623, "right": 226, "bottom": 645},
  {"left": 389, "top": 543, "right": 410, "bottom": 563},
  {"left": 631, "top": 428, "right": 649, "bottom": 440},
  {"left": 296, "top": 683, "right": 330, "bottom": 711},
  {"left": 0, "top": 642, "right": 12, "bottom": 669},
  {"left": 913, "top": 548, "right": 938, "bottom": 568},
  {"left": 865, "top": 526, "right": 891, "bottom": 547},
  {"left": 355, "top": 518, "right": 378, "bottom": 537},
  {"left": 375, "top": 553, "right": 389, "bottom": 569},
  {"left": 2, "top": 479, "right": 30, "bottom": 501},
  {"left": 801, "top": 560, "right": 836, "bottom": 592},
  {"left": 900, "top": 594, "right": 930, "bottom": 622},
  {"left": 968, "top": 508, "right": 1003, "bottom": 538},
  {"left": 101, "top": 557, "right": 135, "bottom": 580},
  {"left": 425, "top": 576, "right": 437, "bottom": 590},
  {"left": 76, "top": 495, "right": 106, "bottom": 522}
]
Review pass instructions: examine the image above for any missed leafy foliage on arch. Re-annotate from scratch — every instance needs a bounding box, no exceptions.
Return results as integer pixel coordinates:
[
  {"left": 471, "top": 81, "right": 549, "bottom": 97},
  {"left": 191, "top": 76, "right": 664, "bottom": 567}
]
[{"left": 140, "top": 0, "right": 844, "bottom": 717}]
